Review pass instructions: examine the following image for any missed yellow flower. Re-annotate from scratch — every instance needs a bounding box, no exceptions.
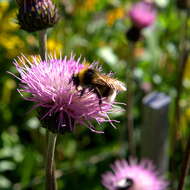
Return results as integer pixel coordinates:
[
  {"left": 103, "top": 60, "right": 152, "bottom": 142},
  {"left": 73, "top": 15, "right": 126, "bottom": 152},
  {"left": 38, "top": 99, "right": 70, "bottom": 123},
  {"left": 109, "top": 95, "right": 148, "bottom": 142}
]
[
  {"left": 184, "top": 58, "right": 190, "bottom": 80},
  {"left": 83, "top": 0, "right": 97, "bottom": 12},
  {"left": 75, "top": 0, "right": 98, "bottom": 13},
  {"left": 0, "top": 34, "right": 25, "bottom": 57},
  {"left": 185, "top": 108, "right": 190, "bottom": 118},
  {"left": 0, "top": 10, "right": 19, "bottom": 32},
  {"left": 106, "top": 8, "right": 125, "bottom": 26},
  {"left": 47, "top": 39, "right": 63, "bottom": 54},
  {"left": 0, "top": 34, "right": 24, "bottom": 50},
  {"left": 0, "top": 1, "right": 25, "bottom": 58},
  {"left": 1, "top": 79, "right": 16, "bottom": 104},
  {"left": 0, "top": 1, "right": 9, "bottom": 18},
  {"left": 179, "top": 106, "right": 190, "bottom": 141}
]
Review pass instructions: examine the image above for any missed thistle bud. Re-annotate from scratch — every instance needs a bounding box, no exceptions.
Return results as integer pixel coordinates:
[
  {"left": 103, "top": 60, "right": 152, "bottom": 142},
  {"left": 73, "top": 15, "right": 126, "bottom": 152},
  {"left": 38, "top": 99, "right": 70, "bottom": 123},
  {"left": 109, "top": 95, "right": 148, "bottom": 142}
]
[
  {"left": 126, "top": 25, "right": 141, "bottom": 42},
  {"left": 16, "top": 0, "right": 59, "bottom": 32},
  {"left": 126, "top": 1, "right": 156, "bottom": 42},
  {"left": 176, "top": 0, "right": 190, "bottom": 10}
]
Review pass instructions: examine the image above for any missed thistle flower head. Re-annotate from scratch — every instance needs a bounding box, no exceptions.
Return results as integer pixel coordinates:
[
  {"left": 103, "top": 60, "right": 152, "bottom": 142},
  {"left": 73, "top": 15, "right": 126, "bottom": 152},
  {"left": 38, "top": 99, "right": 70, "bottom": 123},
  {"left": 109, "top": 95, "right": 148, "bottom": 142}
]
[
  {"left": 16, "top": 0, "right": 59, "bottom": 32},
  {"left": 102, "top": 159, "right": 167, "bottom": 190},
  {"left": 129, "top": 1, "right": 156, "bottom": 29},
  {"left": 11, "top": 54, "right": 120, "bottom": 134}
]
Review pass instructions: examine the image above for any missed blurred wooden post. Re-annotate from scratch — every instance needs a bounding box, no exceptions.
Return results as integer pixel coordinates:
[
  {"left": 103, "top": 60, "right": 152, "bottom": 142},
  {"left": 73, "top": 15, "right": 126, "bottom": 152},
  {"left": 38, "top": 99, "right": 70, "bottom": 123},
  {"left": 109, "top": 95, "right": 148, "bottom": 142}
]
[{"left": 141, "top": 92, "right": 171, "bottom": 173}]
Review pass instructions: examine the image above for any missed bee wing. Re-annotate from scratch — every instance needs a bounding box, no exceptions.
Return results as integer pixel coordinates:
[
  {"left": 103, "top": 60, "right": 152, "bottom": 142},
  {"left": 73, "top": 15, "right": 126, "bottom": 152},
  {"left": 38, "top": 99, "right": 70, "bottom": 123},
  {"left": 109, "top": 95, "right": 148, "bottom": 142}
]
[
  {"left": 93, "top": 73, "right": 127, "bottom": 91},
  {"left": 111, "top": 79, "right": 127, "bottom": 91}
]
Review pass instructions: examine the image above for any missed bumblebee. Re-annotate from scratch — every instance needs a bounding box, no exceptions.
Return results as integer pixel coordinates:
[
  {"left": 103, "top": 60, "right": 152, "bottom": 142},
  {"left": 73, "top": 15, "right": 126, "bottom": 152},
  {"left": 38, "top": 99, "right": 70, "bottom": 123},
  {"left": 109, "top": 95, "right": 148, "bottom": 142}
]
[
  {"left": 115, "top": 178, "right": 133, "bottom": 190},
  {"left": 71, "top": 67, "right": 126, "bottom": 105}
]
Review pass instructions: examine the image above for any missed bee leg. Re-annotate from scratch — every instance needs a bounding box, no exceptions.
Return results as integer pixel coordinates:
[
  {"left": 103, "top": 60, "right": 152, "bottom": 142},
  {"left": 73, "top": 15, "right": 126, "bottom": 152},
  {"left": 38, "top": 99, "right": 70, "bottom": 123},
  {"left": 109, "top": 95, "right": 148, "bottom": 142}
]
[
  {"left": 80, "top": 88, "right": 86, "bottom": 96},
  {"left": 74, "top": 84, "right": 80, "bottom": 91},
  {"left": 94, "top": 87, "right": 102, "bottom": 105},
  {"left": 68, "top": 78, "right": 72, "bottom": 84}
]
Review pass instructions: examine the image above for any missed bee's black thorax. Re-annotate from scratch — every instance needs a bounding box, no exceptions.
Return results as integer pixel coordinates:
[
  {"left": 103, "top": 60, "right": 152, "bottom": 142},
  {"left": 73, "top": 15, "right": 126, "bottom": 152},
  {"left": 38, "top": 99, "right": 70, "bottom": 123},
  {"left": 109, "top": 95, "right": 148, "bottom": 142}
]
[
  {"left": 71, "top": 68, "right": 119, "bottom": 105},
  {"left": 116, "top": 178, "right": 133, "bottom": 190},
  {"left": 83, "top": 69, "right": 95, "bottom": 85},
  {"left": 72, "top": 74, "right": 80, "bottom": 87}
]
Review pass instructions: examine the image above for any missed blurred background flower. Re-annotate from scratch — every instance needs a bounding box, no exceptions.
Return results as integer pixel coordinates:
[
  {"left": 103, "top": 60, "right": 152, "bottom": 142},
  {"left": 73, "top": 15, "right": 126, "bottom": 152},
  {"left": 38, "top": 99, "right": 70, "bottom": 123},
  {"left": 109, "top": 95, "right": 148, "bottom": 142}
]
[
  {"left": 102, "top": 159, "right": 168, "bottom": 190},
  {"left": 0, "top": 1, "right": 24, "bottom": 58},
  {"left": 126, "top": 1, "right": 157, "bottom": 42},
  {"left": 47, "top": 38, "right": 63, "bottom": 54},
  {"left": 129, "top": 1, "right": 156, "bottom": 29},
  {"left": 106, "top": 7, "right": 125, "bottom": 26}
]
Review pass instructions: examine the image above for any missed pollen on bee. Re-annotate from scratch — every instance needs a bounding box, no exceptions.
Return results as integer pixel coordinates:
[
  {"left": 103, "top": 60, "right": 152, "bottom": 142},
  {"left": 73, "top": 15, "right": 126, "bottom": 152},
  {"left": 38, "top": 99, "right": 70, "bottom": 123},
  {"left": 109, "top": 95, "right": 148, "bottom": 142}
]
[
  {"left": 119, "top": 81, "right": 127, "bottom": 91},
  {"left": 107, "top": 90, "right": 117, "bottom": 103},
  {"left": 121, "top": 85, "right": 127, "bottom": 91}
]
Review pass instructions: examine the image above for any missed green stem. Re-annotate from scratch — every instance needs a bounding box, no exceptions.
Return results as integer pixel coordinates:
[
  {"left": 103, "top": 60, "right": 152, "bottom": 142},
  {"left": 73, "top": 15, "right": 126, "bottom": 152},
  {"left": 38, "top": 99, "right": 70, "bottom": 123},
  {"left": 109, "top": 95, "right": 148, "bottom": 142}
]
[
  {"left": 171, "top": 10, "right": 189, "bottom": 188},
  {"left": 39, "top": 30, "right": 47, "bottom": 61},
  {"left": 172, "top": 11, "right": 189, "bottom": 145},
  {"left": 38, "top": 29, "right": 57, "bottom": 190},
  {"left": 120, "top": 42, "right": 136, "bottom": 157},
  {"left": 126, "top": 42, "right": 136, "bottom": 156},
  {"left": 177, "top": 135, "right": 190, "bottom": 190},
  {"left": 45, "top": 132, "right": 57, "bottom": 190}
]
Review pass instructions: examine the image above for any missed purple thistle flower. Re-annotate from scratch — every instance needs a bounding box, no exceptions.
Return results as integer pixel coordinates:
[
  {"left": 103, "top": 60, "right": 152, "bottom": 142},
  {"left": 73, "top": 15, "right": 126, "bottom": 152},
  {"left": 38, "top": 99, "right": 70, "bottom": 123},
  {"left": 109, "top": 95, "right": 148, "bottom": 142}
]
[
  {"left": 129, "top": 1, "right": 156, "bottom": 29},
  {"left": 11, "top": 54, "right": 120, "bottom": 134},
  {"left": 102, "top": 159, "right": 168, "bottom": 190}
]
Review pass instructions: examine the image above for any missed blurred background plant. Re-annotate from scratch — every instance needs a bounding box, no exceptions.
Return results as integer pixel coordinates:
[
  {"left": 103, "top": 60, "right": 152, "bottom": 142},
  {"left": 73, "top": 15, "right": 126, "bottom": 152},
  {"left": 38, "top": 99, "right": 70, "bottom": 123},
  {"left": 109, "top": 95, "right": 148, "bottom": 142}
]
[{"left": 0, "top": 0, "right": 189, "bottom": 189}]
